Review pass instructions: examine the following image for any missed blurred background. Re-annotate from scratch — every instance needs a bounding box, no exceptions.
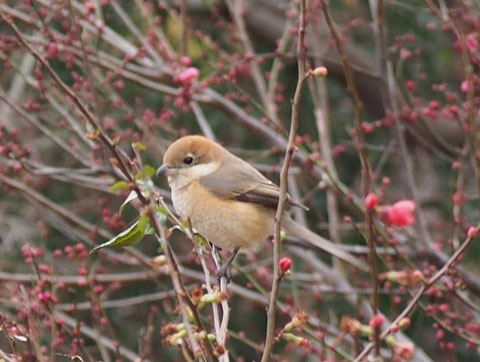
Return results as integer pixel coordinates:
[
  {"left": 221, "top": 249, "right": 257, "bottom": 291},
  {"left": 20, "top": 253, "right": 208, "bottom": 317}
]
[{"left": 0, "top": 0, "right": 480, "bottom": 361}]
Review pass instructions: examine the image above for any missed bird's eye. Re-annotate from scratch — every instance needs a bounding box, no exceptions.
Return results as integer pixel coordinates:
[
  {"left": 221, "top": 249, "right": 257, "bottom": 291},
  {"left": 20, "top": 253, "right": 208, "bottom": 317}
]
[{"left": 183, "top": 156, "right": 194, "bottom": 165}]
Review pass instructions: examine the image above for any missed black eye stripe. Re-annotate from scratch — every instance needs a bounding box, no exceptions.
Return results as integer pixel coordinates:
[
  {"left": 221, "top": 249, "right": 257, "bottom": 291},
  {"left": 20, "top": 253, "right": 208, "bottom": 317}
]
[{"left": 184, "top": 156, "right": 193, "bottom": 165}]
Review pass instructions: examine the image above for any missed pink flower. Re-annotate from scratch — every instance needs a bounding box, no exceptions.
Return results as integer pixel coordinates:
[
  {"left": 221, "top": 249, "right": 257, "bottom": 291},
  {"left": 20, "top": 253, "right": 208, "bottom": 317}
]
[
  {"left": 364, "top": 193, "right": 380, "bottom": 210},
  {"left": 177, "top": 67, "right": 199, "bottom": 86},
  {"left": 405, "top": 80, "right": 417, "bottom": 92},
  {"left": 38, "top": 264, "right": 52, "bottom": 275},
  {"left": 394, "top": 341, "right": 414, "bottom": 360},
  {"left": 369, "top": 314, "right": 385, "bottom": 329},
  {"left": 47, "top": 42, "right": 58, "bottom": 59},
  {"left": 468, "top": 226, "right": 478, "bottom": 239},
  {"left": 180, "top": 56, "right": 192, "bottom": 66},
  {"left": 382, "top": 200, "right": 416, "bottom": 227},
  {"left": 461, "top": 80, "right": 471, "bottom": 93},
  {"left": 279, "top": 257, "right": 292, "bottom": 272},
  {"left": 311, "top": 66, "right": 328, "bottom": 77},
  {"left": 466, "top": 32, "right": 479, "bottom": 52},
  {"left": 85, "top": 1, "right": 96, "bottom": 13}
]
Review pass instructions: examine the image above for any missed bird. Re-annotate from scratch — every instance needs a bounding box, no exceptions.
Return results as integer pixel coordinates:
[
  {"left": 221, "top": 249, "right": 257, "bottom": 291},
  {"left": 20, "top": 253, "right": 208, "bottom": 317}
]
[{"left": 157, "top": 135, "right": 369, "bottom": 277}]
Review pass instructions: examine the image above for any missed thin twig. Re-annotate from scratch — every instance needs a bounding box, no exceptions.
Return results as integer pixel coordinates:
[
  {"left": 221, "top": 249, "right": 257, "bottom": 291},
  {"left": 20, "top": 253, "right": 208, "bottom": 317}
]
[
  {"left": 211, "top": 248, "right": 231, "bottom": 362},
  {"left": 225, "top": 0, "right": 280, "bottom": 125},
  {"left": 261, "top": 1, "right": 307, "bottom": 360},
  {"left": 147, "top": 208, "right": 219, "bottom": 362},
  {"left": 354, "top": 224, "right": 479, "bottom": 361},
  {"left": 0, "top": 13, "right": 135, "bottom": 186},
  {"left": 320, "top": 0, "right": 379, "bottom": 354},
  {"left": 54, "top": 311, "right": 149, "bottom": 362}
]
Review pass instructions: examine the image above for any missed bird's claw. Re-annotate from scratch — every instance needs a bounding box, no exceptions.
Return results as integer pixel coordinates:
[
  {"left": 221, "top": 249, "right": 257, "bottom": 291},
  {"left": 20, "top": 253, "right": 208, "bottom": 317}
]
[{"left": 216, "top": 266, "right": 230, "bottom": 285}]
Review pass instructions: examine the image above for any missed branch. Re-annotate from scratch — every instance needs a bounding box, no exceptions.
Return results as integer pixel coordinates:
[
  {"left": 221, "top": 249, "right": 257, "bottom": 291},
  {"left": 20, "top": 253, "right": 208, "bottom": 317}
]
[
  {"left": 225, "top": 0, "right": 280, "bottom": 125},
  {"left": 261, "top": 0, "right": 307, "bottom": 360},
  {"left": 354, "top": 224, "right": 479, "bottom": 361},
  {"left": 320, "top": 0, "right": 380, "bottom": 353},
  {"left": 53, "top": 311, "right": 148, "bottom": 362},
  {"left": 0, "top": 12, "right": 134, "bottom": 185}
]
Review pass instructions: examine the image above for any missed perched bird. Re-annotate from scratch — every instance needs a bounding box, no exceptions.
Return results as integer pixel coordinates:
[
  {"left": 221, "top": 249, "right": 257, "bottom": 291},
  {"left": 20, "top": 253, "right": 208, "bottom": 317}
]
[{"left": 157, "top": 135, "right": 369, "bottom": 275}]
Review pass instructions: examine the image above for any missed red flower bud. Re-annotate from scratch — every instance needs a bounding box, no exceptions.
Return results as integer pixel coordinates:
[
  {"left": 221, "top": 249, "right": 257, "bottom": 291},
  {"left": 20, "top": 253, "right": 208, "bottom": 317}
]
[
  {"left": 279, "top": 257, "right": 292, "bottom": 272},
  {"left": 177, "top": 67, "right": 199, "bottom": 86},
  {"left": 382, "top": 200, "right": 416, "bottom": 227},
  {"left": 394, "top": 342, "right": 414, "bottom": 360},
  {"left": 369, "top": 314, "right": 385, "bottom": 329},
  {"left": 468, "top": 226, "right": 478, "bottom": 239},
  {"left": 364, "top": 193, "right": 380, "bottom": 210},
  {"left": 311, "top": 66, "right": 328, "bottom": 77}
]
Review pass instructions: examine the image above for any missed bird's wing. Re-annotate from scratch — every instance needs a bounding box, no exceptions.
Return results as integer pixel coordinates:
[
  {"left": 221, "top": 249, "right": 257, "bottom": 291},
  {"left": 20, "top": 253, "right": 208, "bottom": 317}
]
[{"left": 199, "top": 153, "right": 283, "bottom": 209}]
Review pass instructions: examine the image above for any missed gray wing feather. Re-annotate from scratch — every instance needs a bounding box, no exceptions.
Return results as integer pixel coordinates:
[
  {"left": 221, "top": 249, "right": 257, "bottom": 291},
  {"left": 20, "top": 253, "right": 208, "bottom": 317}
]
[{"left": 199, "top": 153, "right": 282, "bottom": 209}]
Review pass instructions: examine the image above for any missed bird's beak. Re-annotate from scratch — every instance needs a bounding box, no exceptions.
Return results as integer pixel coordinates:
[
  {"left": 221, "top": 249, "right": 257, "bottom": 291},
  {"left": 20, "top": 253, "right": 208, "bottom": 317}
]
[{"left": 156, "top": 165, "right": 168, "bottom": 177}]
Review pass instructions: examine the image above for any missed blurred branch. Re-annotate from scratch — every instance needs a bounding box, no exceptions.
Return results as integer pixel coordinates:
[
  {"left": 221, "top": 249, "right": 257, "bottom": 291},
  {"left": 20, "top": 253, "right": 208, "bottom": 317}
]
[
  {"left": 320, "top": 0, "right": 380, "bottom": 354},
  {"left": 54, "top": 311, "right": 149, "bottom": 362},
  {"left": 226, "top": 0, "right": 279, "bottom": 125}
]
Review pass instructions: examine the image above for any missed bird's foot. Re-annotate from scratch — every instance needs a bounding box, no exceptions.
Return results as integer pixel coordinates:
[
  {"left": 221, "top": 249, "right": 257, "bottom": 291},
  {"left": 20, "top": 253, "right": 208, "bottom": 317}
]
[{"left": 216, "top": 266, "right": 230, "bottom": 285}]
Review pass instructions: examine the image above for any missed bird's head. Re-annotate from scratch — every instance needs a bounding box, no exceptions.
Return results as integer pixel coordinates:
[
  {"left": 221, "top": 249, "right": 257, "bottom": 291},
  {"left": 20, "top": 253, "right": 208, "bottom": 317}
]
[{"left": 157, "top": 135, "right": 223, "bottom": 189}]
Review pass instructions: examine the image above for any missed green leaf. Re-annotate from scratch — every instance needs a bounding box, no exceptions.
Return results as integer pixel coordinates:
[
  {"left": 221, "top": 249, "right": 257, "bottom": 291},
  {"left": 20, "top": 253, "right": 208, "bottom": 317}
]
[
  {"left": 110, "top": 181, "right": 129, "bottom": 191},
  {"left": 142, "top": 165, "right": 156, "bottom": 177},
  {"left": 155, "top": 205, "right": 169, "bottom": 216},
  {"left": 145, "top": 223, "right": 155, "bottom": 235},
  {"left": 119, "top": 190, "right": 138, "bottom": 214},
  {"left": 135, "top": 164, "right": 156, "bottom": 179},
  {"left": 85, "top": 122, "right": 95, "bottom": 132},
  {"left": 132, "top": 142, "right": 147, "bottom": 151},
  {"left": 90, "top": 216, "right": 150, "bottom": 254},
  {"left": 181, "top": 219, "right": 191, "bottom": 230},
  {"left": 194, "top": 233, "right": 208, "bottom": 247},
  {"left": 135, "top": 165, "right": 155, "bottom": 179}
]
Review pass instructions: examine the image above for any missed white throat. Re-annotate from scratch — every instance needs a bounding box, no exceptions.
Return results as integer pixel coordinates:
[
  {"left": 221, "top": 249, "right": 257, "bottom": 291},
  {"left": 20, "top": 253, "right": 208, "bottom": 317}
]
[{"left": 168, "top": 161, "right": 219, "bottom": 190}]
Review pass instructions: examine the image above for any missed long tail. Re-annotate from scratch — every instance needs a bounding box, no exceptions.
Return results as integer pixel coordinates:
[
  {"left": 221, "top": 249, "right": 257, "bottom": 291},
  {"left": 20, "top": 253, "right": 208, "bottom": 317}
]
[{"left": 282, "top": 216, "right": 369, "bottom": 273}]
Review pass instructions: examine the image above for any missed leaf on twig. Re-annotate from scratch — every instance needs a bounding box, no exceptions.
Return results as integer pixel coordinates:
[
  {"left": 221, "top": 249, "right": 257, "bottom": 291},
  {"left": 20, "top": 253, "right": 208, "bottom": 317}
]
[
  {"left": 119, "top": 190, "right": 138, "bottom": 214},
  {"left": 110, "top": 180, "right": 129, "bottom": 191},
  {"left": 132, "top": 142, "right": 147, "bottom": 151},
  {"left": 135, "top": 164, "right": 156, "bottom": 179},
  {"left": 13, "top": 334, "right": 27, "bottom": 342},
  {"left": 90, "top": 216, "right": 151, "bottom": 253},
  {"left": 85, "top": 122, "right": 100, "bottom": 139},
  {"left": 194, "top": 233, "right": 208, "bottom": 247}
]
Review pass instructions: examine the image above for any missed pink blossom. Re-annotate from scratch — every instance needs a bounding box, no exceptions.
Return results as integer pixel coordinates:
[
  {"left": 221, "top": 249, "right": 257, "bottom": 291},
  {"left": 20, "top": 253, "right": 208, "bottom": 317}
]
[
  {"left": 177, "top": 67, "right": 199, "bottom": 86},
  {"left": 180, "top": 56, "right": 192, "bottom": 66},
  {"left": 311, "top": 66, "right": 328, "bottom": 77},
  {"left": 405, "top": 80, "right": 417, "bottom": 92},
  {"left": 38, "top": 264, "right": 52, "bottom": 275},
  {"left": 382, "top": 200, "right": 416, "bottom": 227},
  {"left": 394, "top": 341, "right": 414, "bottom": 360},
  {"left": 466, "top": 32, "right": 479, "bottom": 52},
  {"left": 369, "top": 314, "right": 385, "bottom": 329},
  {"left": 85, "top": 1, "right": 96, "bottom": 13},
  {"left": 452, "top": 191, "right": 467, "bottom": 205},
  {"left": 468, "top": 226, "right": 478, "bottom": 239},
  {"left": 461, "top": 80, "right": 471, "bottom": 93},
  {"left": 364, "top": 193, "right": 380, "bottom": 210},
  {"left": 279, "top": 257, "right": 292, "bottom": 272},
  {"left": 47, "top": 42, "right": 58, "bottom": 59}
]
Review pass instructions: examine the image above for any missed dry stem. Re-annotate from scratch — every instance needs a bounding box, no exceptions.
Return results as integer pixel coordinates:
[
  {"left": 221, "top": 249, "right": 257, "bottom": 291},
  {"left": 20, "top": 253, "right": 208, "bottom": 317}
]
[{"left": 260, "top": 0, "right": 307, "bottom": 360}]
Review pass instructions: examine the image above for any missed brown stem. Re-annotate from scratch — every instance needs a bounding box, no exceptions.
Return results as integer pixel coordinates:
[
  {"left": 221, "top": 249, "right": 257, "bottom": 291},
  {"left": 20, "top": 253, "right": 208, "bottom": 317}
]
[
  {"left": 354, "top": 224, "right": 479, "bottom": 361},
  {"left": 260, "top": 1, "right": 307, "bottom": 360},
  {"left": 320, "top": 0, "right": 379, "bottom": 354},
  {"left": 146, "top": 209, "right": 218, "bottom": 362},
  {"left": 0, "top": 12, "right": 136, "bottom": 188}
]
